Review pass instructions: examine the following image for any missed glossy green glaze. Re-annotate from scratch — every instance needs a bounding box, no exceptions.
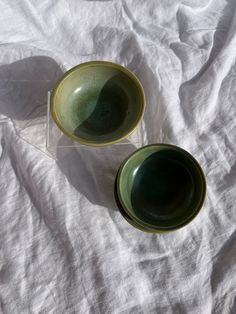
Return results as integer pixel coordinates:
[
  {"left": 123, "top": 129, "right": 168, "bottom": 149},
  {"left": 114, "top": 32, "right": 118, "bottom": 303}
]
[
  {"left": 115, "top": 165, "right": 173, "bottom": 233},
  {"left": 51, "top": 61, "right": 145, "bottom": 146},
  {"left": 114, "top": 173, "right": 153, "bottom": 232},
  {"left": 117, "top": 144, "right": 206, "bottom": 232}
]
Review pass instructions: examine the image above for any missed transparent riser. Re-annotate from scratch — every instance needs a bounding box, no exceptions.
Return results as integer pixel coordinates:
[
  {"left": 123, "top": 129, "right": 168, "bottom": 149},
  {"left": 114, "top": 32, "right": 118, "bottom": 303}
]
[
  {"left": 46, "top": 92, "right": 147, "bottom": 157},
  {"left": 2, "top": 91, "right": 147, "bottom": 159}
]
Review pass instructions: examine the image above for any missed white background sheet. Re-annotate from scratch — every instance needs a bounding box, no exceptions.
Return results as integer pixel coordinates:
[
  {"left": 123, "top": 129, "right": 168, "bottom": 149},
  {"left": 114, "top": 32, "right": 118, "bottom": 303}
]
[{"left": 0, "top": 1, "right": 236, "bottom": 313}]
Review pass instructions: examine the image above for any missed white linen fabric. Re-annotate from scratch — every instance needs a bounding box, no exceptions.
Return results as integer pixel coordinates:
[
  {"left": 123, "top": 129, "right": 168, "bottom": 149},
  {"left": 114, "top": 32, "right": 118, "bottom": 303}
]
[{"left": 0, "top": 1, "right": 236, "bottom": 313}]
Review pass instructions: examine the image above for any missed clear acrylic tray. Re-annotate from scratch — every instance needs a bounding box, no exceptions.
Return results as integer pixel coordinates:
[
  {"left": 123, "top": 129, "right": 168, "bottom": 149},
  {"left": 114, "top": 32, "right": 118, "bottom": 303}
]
[
  {"left": 4, "top": 91, "right": 147, "bottom": 160},
  {"left": 46, "top": 92, "right": 146, "bottom": 157}
]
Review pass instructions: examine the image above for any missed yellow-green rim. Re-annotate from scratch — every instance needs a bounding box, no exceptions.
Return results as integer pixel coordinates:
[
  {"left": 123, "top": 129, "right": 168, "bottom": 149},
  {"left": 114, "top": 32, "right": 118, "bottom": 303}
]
[
  {"left": 50, "top": 60, "right": 146, "bottom": 147},
  {"left": 116, "top": 143, "right": 207, "bottom": 232}
]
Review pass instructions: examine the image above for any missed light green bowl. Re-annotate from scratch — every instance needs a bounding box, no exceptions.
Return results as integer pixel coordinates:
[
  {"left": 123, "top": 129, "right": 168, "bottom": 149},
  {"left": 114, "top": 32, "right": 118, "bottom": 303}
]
[
  {"left": 50, "top": 61, "right": 145, "bottom": 146},
  {"left": 116, "top": 144, "right": 206, "bottom": 232}
]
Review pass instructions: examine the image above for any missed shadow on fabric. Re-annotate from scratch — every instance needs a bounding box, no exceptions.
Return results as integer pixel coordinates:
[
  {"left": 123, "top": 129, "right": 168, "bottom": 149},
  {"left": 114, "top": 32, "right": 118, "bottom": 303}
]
[
  {"left": 0, "top": 56, "right": 63, "bottom": 121},
  {"left": 56, "top": 135, "right": 137, "bottom": 212}
]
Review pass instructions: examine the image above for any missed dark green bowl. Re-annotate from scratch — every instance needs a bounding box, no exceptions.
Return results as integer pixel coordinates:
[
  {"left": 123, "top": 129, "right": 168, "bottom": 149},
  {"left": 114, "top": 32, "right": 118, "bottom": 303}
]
[
  {"left": 116, "top": 144, "right": 206, "bottom": 232},
  {"left": 115, "top": 165, "right": 175, "bottom": 233},
  {"left": 114, "top": 173, "right": 154, "bottom": 232},
  {"left": 51, "top": 61, "right": 145, "bottom": 146}
]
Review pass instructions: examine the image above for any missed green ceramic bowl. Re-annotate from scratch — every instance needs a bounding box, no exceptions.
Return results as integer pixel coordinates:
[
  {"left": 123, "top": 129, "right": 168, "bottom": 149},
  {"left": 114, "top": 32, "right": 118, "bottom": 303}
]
[
  {"left": 115, "top": 164, "right": 174, "bottom": 233},
  {"left": 50, "top": 61, "right": 145, "bottom": 146},
  {"left": 114, "top": 173, "right": 153, "bottom": 233},
  {"left": 116, "top": 144, "right": 206, "bottom": 232}
]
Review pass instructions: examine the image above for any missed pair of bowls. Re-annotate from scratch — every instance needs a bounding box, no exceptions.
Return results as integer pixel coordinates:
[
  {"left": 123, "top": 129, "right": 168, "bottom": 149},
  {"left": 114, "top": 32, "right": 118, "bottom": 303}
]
[{"left": 51, "top": 61, "right": 206, "bottom": 232}]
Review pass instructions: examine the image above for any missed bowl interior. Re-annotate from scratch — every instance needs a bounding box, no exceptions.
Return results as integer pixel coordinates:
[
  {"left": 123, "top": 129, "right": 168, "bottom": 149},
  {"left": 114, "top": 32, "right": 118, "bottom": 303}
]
[
  {"left": 117, "top": 145, "right": 206, "bottom": 229},
  {"left": 52, "top": 62, "right": 144, "bottom": 145},
  {"left": 114, "top": 173, "right": 153, "bottom": 232}
]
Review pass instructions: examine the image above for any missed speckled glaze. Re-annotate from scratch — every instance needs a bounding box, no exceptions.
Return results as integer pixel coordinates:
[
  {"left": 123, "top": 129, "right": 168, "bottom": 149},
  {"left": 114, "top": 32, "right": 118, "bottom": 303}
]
[
  {"left": 50, "top": 61, "right": 145, "bottom": 146},
  {"left": 116, "top": 144, "right": 206, "bottom": 232}
]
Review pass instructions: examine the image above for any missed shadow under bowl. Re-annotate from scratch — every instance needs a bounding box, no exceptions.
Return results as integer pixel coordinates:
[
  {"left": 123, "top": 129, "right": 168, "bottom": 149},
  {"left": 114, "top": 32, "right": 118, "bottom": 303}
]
[
  {"left": 50, "top": 61, "right": 145, "bottom": 146},
  {"left": 116, "top": 144, "right": 206, "bottom": 232}
]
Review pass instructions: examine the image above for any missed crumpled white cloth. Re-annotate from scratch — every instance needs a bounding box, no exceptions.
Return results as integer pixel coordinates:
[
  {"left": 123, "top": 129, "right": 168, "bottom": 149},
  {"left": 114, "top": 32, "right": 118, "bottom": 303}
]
[{"left": 0, "top": 1, "right": 236, "bottom": 313}]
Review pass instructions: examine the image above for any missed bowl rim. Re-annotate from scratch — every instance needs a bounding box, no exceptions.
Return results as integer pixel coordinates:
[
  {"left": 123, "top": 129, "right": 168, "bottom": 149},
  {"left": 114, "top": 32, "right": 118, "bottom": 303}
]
[
  {"left": 116, "top": 143, "right": 207, "bottom": 231},
  {"left": 50, "top": 60, "right": 146, "bottom": 147},
  {"left": 114, "top": 172, "right": 170, "bottom": 233},
  {"left": 114, "top": 173, "right": 154, "bottom": 233}
]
